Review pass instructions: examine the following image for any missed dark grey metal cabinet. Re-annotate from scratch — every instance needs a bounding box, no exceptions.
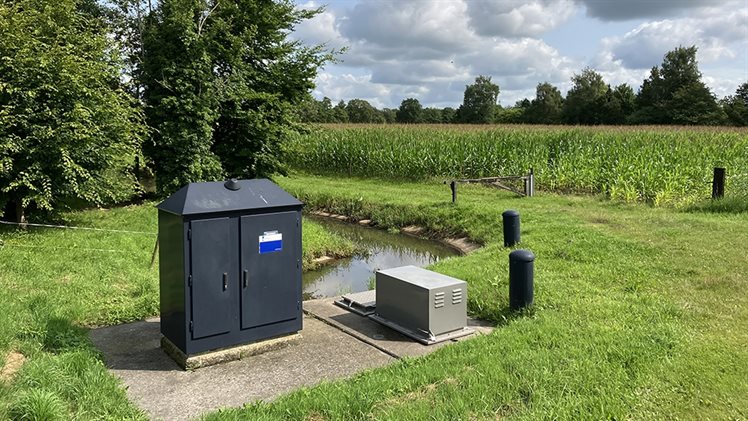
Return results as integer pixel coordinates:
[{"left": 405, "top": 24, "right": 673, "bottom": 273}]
[{"left": 157, "top": 179, "right": 303, "bottom": 356}]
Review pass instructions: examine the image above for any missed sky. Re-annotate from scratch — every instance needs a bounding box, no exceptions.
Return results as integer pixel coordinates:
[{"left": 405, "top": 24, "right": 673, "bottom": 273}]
[{"left": 291, "top": 0, "right": 748, "bottom": 109}]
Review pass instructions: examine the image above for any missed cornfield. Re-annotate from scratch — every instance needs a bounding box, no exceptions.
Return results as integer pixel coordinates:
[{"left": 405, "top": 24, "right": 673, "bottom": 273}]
[{"left": 287, "top": 125, "right": 748, "bottom": 205}]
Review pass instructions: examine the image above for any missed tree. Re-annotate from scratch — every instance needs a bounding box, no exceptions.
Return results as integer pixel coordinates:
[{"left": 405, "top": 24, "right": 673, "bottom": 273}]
[
  {"left": 421, "top": 108, "right": 444, "bottom": 124},
  {"left": 396, "top": 98, "right": 423, "bottom": 123},
  {"left": 441, "top": 107, "right": 457, "bottom": 123},
  {"left": 631, "top": 66, "right": 667, "bottom": 124},
  {"left": 345, "top": 99, "right": 384, "bottom": 123},
  {"left": 633, "top": 46, "right": 724, "bottom": 125},
  {"left": 526, "top": 82, "right": 563, "bottom": 124},
  {"left": 332, "top": 100, "right": 349, "bottom": 123},
  {"left": 494, "top": 107, "right": 526, "bottom": 124},
  {"left": 142, "top": 0, "right": 331, "bottom": 194},
  {"left": 612, "top": 84, "right": 636, "bottom": 120},
  {"left": 141, "top": 0, "right": 221, "bottom": 194},
  {"left": 458, "top": 76, "right": 500, "bottom": 124},
  {"left": 668, "top": 82, "right": 726, "bottom": 125},
  {"left": 563, "top": 68, "right": 607, "bottom": 124},
  {"left": 722, "top": 82, "right": 748, "bottom": 126},
  {"left": 105, "top": 0, "right": 153, "bottom": 97},
  {"left": 381, "top": 108, "right": 397, "bottom": 124},
  {"left": 0, "top": 0, "right": 145, "bottom": 223}
]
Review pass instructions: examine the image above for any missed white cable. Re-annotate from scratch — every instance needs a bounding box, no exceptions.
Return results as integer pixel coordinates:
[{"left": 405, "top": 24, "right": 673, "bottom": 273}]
[
  {"left": 0, "top": 220, "right": 156, "bottom": 235},
  {"left": 0, "top": 243, "right": 127, "bottom": 254}
]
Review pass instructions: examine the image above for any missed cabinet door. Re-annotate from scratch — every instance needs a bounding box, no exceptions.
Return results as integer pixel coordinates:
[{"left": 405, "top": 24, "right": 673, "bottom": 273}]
[
  {"left": 190, "top": 217, "right": 235, "bottom": 339},
  {"left": 240, "top": 212, "right": 300, "bottom": 329}
]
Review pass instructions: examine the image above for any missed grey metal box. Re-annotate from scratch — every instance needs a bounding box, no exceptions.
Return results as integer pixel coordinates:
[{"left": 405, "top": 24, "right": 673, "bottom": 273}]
[
  {"left": 375, "top": 266, "right": 467, "bottom": 337},
  {"left": 157, "top": 179, "right": 303, "bottom": 356}
]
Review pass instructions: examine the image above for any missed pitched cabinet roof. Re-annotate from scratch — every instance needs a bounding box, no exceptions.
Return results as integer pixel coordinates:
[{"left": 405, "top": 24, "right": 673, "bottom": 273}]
[{"left": 157, "top": 179, "right": 303, "bottom": 216}]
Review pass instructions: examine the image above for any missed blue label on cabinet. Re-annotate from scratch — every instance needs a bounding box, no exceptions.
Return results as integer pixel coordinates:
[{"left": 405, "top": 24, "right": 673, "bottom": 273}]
[{"left": 259, "top": 231, "right": 282, "bottom": 254}]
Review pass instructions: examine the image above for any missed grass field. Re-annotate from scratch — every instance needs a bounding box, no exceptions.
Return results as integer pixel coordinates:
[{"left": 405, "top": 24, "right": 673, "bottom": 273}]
[
  {"left": 288, "top": 125, "right": 748, "bottom": 207},
  {"left": 0, "top": 173, "right": 746, "bottom": 419},
  {"left": 205, "top": 173, "right": 747, "bottom": 420},
  {"left": 0, "top": 206, "right": 356, "bottom": 419}
]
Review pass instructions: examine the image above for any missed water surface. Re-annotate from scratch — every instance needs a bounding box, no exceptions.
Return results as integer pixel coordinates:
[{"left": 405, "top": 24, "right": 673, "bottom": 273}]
[{"left": 303, "top": 217, "right": 458, "bottom": 299}]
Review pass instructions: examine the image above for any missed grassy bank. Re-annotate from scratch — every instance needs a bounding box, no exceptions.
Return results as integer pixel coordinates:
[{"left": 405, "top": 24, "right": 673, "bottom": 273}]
[
  {"left": 288, "top": 125, "right": 748, "bottom": 206},
  {"left": 0, "top": 204, "right": 357, "bottom": 419},
  {"left": 202, "top": 173, "right": 747, "bottom": 419}
]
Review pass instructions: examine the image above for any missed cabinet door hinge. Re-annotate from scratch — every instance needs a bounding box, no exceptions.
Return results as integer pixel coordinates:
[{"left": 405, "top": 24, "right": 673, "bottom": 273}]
[
  {"left": 187, "top": 229, "right": 192, "bottom": 241},
  {"left": 188, "top": 275, "right": 192, "bottom": 287},
  {"left": 189, "top": 321, "right": 193, "bottom": 332}
]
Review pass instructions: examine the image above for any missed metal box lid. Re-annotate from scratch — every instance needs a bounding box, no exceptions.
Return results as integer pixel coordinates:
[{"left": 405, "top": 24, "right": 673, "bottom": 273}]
[
  {"left": 377, "top": 265, "right": 465, "bottom": 290},
  {"left": 157, "top": 178, "right": 303, "bottom": 216}
]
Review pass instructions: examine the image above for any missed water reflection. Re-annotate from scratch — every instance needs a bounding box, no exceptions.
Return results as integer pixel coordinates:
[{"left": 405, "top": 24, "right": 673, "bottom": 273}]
[{"left": 302, "top": 217, "right": 458, "bottom": 299}]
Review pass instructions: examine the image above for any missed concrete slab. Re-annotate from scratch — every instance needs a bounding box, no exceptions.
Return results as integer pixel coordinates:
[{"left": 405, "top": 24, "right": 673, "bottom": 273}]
[
  {"left": 303, "top": 297, "right": 494, "bottom": 359},
  {"left": 90, "top": 315, "right": 393, "bottom": 421},
  {"left": 90, "top": 299, "right": 494, "bottom": 420}
]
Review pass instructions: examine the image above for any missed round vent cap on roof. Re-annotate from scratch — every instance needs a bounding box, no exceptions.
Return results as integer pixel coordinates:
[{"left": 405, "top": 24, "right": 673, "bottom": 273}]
[{"left": 224, "top": 179, "right": 241, "bottom": 191}]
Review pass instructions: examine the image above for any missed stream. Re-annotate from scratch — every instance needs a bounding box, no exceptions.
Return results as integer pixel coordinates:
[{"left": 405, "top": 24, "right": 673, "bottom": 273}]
[{"left": 302, "top": 217, "right": 459, "bottom": 299}]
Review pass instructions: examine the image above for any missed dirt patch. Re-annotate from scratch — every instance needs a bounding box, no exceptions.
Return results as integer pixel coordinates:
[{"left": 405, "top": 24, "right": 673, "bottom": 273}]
[
  {"left": 0, "top": 351, "right": 26, "bottom": 382},
  {"left": 312, "top": 255, "right": 336, "bottom": 265},
  {"left": 401, "top": 225, "right": 425, "bottom": 236},
  {"left": 400, "top": 226, "right": 480, "bottom": 255},
  {"left": 442, "top": 237, "right": 481, "bottom": 255},
  {"left": 589, "top": 217, "right": 611, "bottom": 224},
  {"left": 305, "top": 412, "right": 327, "bottom": 421},
  {"left": 371, "top": 377, "right": 460, "bottom": 413}
]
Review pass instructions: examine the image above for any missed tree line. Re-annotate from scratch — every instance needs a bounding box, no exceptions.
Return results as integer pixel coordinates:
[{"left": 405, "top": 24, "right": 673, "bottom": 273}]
[
  {"left": 298, "top": 46, "right": 748, "bottom": 127},
  {"left": 0, "top": 0, "right": 330, "bottom": 222}
]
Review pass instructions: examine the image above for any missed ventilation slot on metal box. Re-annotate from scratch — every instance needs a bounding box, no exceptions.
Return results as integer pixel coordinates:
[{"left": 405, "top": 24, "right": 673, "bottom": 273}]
[
  {"left": 452, "top": 288, "right": 463, "bottom": 305},
  {"left": 434, "top": 292, "right": 445, "bottom": 308}
]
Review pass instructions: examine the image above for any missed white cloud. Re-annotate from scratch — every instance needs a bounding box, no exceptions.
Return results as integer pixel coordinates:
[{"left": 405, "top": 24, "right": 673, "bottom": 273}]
[
  {"left": 466, "top": 0, "right": 576, "bottom": 37},
  {"left": 340, "top": 0, "right": 475, "bottom": 51},
  {"left": 292, "top": 2, "right": 347, "bottom": 51},
  {"left": 602, "top": 13, "right": 746, "bottom": 70},
  {"left": 590, "top": 3, "right": 748, "bottom": 98},
  {"left": 312, "top": 72, "right": 393, "bottom": 109},
  {"left": 292, "top": 0, "right": 747, "bottom": 108}
]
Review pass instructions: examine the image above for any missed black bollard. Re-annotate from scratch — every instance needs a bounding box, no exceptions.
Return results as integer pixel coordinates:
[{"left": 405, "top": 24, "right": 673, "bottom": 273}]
[
  {"left": 712, "top": 167, "right": 725, "bottom": 199},
  {"left": 502, "top": 210, "right": 520, "bottom": 247},
  {"left": 509, "top": 249, "right": 535, "bottom": 310}
]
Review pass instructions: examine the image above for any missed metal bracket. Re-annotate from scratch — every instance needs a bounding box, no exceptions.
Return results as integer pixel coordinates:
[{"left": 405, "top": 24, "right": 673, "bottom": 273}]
[{"left": 445, "top": 168, "right": 535, "bottom": 203}]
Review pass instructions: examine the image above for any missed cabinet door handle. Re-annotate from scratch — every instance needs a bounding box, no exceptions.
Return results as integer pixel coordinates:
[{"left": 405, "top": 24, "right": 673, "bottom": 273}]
[
  {"left": 243, "top": 270, "right": 248, "bottom": 288},
  {"left": 223, "top": 272, "right": 228, "bottom": 291}
]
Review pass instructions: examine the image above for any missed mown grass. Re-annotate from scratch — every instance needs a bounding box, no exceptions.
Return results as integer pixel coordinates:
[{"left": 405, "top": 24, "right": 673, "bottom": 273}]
[
  {"left": 200, "top": 173, "right": 747, "bottom": 420},
  {"left": 1, "top": 173, "right": 745, "bottom": 419},
  {"left": 287, "top": 125, "right": 748, "bottom": 207},
  {"left": 0, "top": 203, "right": 357, "bottom": 419}
]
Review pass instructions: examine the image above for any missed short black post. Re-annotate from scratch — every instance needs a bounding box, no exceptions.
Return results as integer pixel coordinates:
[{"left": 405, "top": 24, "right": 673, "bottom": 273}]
[
  {"left": 502, "top": 209, "right": 520, "bottom": 247},
  {"left": 509, "top": 249, "right": 535, "bottom": 310},
  {"left": 712, "top": 167, "right": 725, "bottom": 199},
  {"left": 450, "top": 180, "right": 457, "bottom": 203},
  {"left": 528, "top": 168, "right": 535, "bottom": 197}
]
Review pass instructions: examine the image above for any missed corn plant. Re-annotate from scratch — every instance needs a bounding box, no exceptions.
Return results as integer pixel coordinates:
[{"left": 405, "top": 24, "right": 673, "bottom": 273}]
[{"left": 287, "top": 125, "right": 748, "bottom": 205}]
